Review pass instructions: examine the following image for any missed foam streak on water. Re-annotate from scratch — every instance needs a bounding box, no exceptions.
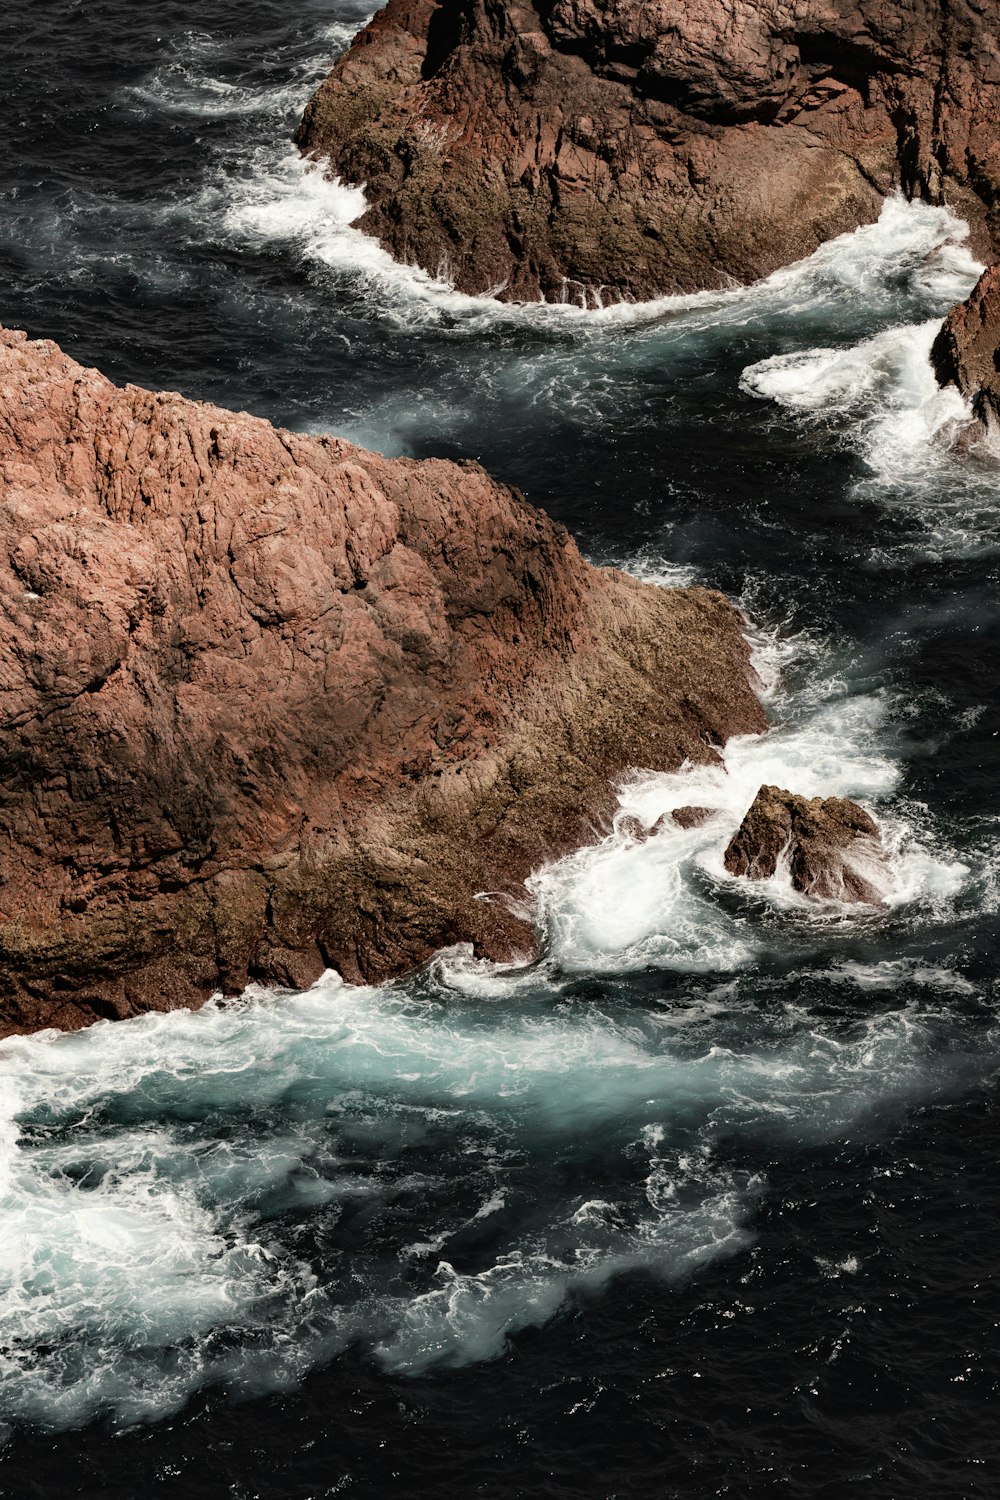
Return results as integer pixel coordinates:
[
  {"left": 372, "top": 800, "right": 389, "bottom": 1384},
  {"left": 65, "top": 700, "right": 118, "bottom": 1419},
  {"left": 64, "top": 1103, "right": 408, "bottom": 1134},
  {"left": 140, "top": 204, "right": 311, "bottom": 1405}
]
[
  {"left": 740, "top": 286, "right": 1000, "bottom": 560},
  {"left": 212, "top": 175, "right": 987, "bottom": 459}
]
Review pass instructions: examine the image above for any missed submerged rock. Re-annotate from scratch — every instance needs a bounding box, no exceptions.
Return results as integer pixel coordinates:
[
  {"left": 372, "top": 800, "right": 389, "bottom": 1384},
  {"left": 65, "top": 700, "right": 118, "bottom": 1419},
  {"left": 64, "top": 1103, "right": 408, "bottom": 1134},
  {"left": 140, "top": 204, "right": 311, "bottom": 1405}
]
[
  {"left": 299, "top": 0, "right": 1000, "bottom": 304},
  {"left": 669, "top": 806, "right": 717, "bottom": 830},
  {"left": 0, "top": 327, "right": 766, "bottom": 1036},
  {"left": 931, "top": 264, "right": 1000, "bottom": 429},
  {"left": 724, "top": 785, "right": 887, "bottom": 904}
]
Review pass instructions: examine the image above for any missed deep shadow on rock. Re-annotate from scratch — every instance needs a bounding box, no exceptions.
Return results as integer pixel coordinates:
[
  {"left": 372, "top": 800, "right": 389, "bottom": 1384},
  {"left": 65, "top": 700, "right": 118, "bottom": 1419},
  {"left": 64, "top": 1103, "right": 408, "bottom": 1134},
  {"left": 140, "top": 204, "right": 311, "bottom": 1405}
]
[
  {"left": 299, "top": 0, "right": 1000, "bottom": 303},
  {"left": 0, "top": 327, "right": 766, "bottom": 1036},
  {"left": 724, "top": 785, "right": 887, "bottom": 904}
]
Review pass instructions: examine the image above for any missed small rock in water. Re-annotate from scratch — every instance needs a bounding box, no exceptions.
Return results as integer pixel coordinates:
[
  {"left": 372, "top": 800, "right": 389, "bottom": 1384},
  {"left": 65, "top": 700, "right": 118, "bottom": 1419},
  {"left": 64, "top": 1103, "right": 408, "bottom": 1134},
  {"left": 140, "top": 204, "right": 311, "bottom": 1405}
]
[
  {"left": 724, "top": 784, "right": 887, "bottom": 904},
  {"left": 668, "top": 805, "right": 717, "bottom": 830},
  {"left": 616, "top": 815, "right": 650, "bottom": 842}
]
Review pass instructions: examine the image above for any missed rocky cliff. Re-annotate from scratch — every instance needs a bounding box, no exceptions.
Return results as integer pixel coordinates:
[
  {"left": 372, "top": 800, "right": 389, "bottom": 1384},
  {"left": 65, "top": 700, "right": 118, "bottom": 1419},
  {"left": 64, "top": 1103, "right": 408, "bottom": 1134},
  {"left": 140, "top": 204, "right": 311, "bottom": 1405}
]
[
  {"left": 0, "top": 327, "right": 765, "bottom": 1037},
  {"left": 931, "top": 264, "right": 1000, "bottom": 428},
  {"left": 299, "top": 0, "right": 1000, "bottom": 303}
]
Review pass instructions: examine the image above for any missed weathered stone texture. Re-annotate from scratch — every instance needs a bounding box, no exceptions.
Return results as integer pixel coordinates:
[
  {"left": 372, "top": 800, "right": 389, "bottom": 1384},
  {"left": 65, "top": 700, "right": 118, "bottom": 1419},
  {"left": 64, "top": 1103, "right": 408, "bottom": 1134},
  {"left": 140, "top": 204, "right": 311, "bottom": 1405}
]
[
  {"left": 0, "top": 327, "right": 765, "bottom": 1035},
  {"left": 299, "top": 0, "right": 1000, "bottom": 302},
  {"left": 724, "top": 784, "right": 887, "bottom": 903}
]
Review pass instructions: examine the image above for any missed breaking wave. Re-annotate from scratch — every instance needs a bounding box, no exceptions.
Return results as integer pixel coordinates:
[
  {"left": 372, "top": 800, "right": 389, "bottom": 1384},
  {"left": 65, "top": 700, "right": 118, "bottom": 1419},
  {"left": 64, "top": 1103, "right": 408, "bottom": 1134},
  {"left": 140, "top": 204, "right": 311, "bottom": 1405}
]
[
  {"left": 219, "top": 162, "right": 981, "bottom": 333},
  {"left": 517, "top": 622, "right": 969, "bottom": 978},
  {"left": 741, "top": 273, "right": 1000, "bottom": 560},
  {"left": 1, "top": 950, "right": 990, "bottom": 1432}
]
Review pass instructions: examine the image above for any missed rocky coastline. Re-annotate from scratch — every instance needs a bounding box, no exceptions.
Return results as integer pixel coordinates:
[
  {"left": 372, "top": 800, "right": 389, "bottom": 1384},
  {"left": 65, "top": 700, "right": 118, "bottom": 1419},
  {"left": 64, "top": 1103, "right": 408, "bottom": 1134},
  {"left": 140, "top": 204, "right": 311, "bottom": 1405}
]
[
  {"left": 299, "top": 0, "right": 1000, "bottom": 304},
  {"left": 0, "top": 327, "right": 766, "bottom": 1037}
]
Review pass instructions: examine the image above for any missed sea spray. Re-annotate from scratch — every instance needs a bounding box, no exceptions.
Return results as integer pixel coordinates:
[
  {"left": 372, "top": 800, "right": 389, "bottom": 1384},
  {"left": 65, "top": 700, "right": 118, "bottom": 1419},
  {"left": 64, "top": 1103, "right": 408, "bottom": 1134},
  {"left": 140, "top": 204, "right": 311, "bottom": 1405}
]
[
  {"left": 0, "top": 937, "right": 993, "bottom": 1431},
  {"left": 518, "top": 622, "right": 969, "bottom": 979},
  {"left": 1, "top": 0, "right": 998, "bottom": 1445},
  {"left": 742, "top": 311, "right": 1000, "bottom": 560}
]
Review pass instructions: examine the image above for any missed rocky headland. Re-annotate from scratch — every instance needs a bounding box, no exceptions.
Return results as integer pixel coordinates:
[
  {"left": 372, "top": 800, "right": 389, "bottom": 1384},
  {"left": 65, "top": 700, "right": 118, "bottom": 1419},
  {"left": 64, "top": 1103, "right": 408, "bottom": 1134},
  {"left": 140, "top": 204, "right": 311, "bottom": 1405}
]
[
  {"left": 299, "top": 0, "right": 1000, "bottom": 304},
  {"left": 0, "top": 327, "right": 766, "bottom": 1037}
]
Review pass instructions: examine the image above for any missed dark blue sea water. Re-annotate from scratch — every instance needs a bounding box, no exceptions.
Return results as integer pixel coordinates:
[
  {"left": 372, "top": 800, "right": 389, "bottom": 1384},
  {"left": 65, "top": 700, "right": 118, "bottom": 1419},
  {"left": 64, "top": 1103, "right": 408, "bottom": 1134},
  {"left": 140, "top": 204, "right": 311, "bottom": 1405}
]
[{"left": 1, "top": 4, "right": 999, "bottom": 1497}]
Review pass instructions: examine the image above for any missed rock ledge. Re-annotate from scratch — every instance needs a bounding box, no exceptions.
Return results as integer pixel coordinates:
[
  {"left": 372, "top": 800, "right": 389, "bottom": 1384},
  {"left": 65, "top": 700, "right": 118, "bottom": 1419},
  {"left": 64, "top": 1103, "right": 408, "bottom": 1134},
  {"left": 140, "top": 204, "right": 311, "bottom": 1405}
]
[
  {"left": 299, "top": 0, "right": 1000, "bottom": 303},
  {"left": 0, "top": 328, "right": 765, "bottom": 1036}
]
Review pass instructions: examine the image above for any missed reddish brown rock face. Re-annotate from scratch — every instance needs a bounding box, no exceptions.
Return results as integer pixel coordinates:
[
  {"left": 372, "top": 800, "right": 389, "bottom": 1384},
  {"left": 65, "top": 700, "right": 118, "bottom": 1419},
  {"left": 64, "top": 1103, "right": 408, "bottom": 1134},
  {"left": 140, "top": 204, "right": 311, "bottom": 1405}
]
[
  {"left": 299, "top": 0, "right": 1000, "bottom": 303},
  {"left": 931, "top": 264, "right": 1000, "bottom": 428},
  {"left": 724, "top": 784, "right": 887, "bottom": 903},
  {"left": 0, "top": 328, "right": 766, "bottom": 1037}
]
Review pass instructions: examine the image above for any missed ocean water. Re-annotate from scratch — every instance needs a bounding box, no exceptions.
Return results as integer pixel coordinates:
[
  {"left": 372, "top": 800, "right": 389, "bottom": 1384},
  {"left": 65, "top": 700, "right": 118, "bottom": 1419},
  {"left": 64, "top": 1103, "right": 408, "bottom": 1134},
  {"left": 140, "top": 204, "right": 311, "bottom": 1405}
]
[{"left": 1, "top": 3, "right": 999, "bottom": 1496}]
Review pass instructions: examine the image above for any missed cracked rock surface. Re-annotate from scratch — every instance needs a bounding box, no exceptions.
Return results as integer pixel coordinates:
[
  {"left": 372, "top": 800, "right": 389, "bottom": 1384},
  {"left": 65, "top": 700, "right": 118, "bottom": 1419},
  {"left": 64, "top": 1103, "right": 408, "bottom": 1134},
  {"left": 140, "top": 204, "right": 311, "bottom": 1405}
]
[
  {"left": 299, "top": 0, "right": 1000, "bottom": 302},
  {"left": 0, "top": 327, "right": 765, "bottom": 1035}
]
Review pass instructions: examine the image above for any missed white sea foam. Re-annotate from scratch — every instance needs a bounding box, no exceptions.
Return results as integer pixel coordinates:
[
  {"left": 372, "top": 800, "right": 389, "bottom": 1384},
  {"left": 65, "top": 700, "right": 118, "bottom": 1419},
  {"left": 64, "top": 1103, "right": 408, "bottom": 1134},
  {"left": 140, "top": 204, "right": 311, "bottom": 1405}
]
[
  {"left": 132, "top": 17, "right": 374, "bottom": 122},
  {"left": 514, "top": 626, "right": 968, "bottom": 979},
  {"left": 829, "top": 958, "right": 979, "bottom": 995},
  {"left": 742, "top": 321, "right": 953, "bottom": 420},
  {"left": 751, "top": 195, "right": 981, "bottom": 310},
  {"left": 221, "top": 155, "right": 456, "bottom": 311},
  {"left": 373, "top": 1144, "right": 756, "bottom": 1373},
  {"left": 618, "top": 551, "right": 702, "bottom": 589},
  {"left": 127, "top": 8, "right": 981, "bottom": 346},
  {"left": 740, "top": 244, "right": 1000, "bottom": 557},
  {"left": 4, "top": 25, "right": 992, "bottom": 1436},
  {"left": 134, "top": 63, "right": 304, "bottom": 120},
  {"left": 126, "top": 31, "right": 1000, "bottom": 499},
  {"left": 204, "top": 154, "right": 995, "bottom": 470},
  {"left": 216, "top": 150, "right": 981, "bottom": 334},
  {"left": 0, "top": 957, "right": 980, "bottom": 1428},
  {"left": 742, "top": 318, "right": 980, "bottom": 484}
]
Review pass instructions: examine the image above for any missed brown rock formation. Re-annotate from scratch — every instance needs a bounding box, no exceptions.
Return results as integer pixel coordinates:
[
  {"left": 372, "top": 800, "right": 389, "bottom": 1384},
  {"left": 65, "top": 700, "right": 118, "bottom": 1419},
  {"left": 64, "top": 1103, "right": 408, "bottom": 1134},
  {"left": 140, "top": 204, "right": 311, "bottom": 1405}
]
[
  {"left": 669, "top": 805, "right": 717, "bottom": 829},
  {"left": 298, "top": 0, "right": 1000, "bottom": 304},
  {"left": 724, "top": 784, "right": 887, "bottom": 903},
  {"left": 931, "top": 263, "right": 1000, "bottom": 428},
  {"left": 0, "top": 327, "right": 766, "bottom": 1037}
]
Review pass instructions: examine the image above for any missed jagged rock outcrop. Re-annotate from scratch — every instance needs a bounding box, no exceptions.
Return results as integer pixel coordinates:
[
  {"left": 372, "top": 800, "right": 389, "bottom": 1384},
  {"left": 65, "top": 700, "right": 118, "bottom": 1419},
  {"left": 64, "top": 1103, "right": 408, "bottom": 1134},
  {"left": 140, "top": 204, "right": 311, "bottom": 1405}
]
[
  {"left": 0, "top": 327, "right": 766, "bottom": 1037},
  {"left": 724, "top": 784, "right": 887, "bottom": 903},
  {"left": 299, "top": 0, "right": 1000, "bottom": 303},
  {"left": 931, "top": 264, "right": 1000, "bottom": 428}
]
